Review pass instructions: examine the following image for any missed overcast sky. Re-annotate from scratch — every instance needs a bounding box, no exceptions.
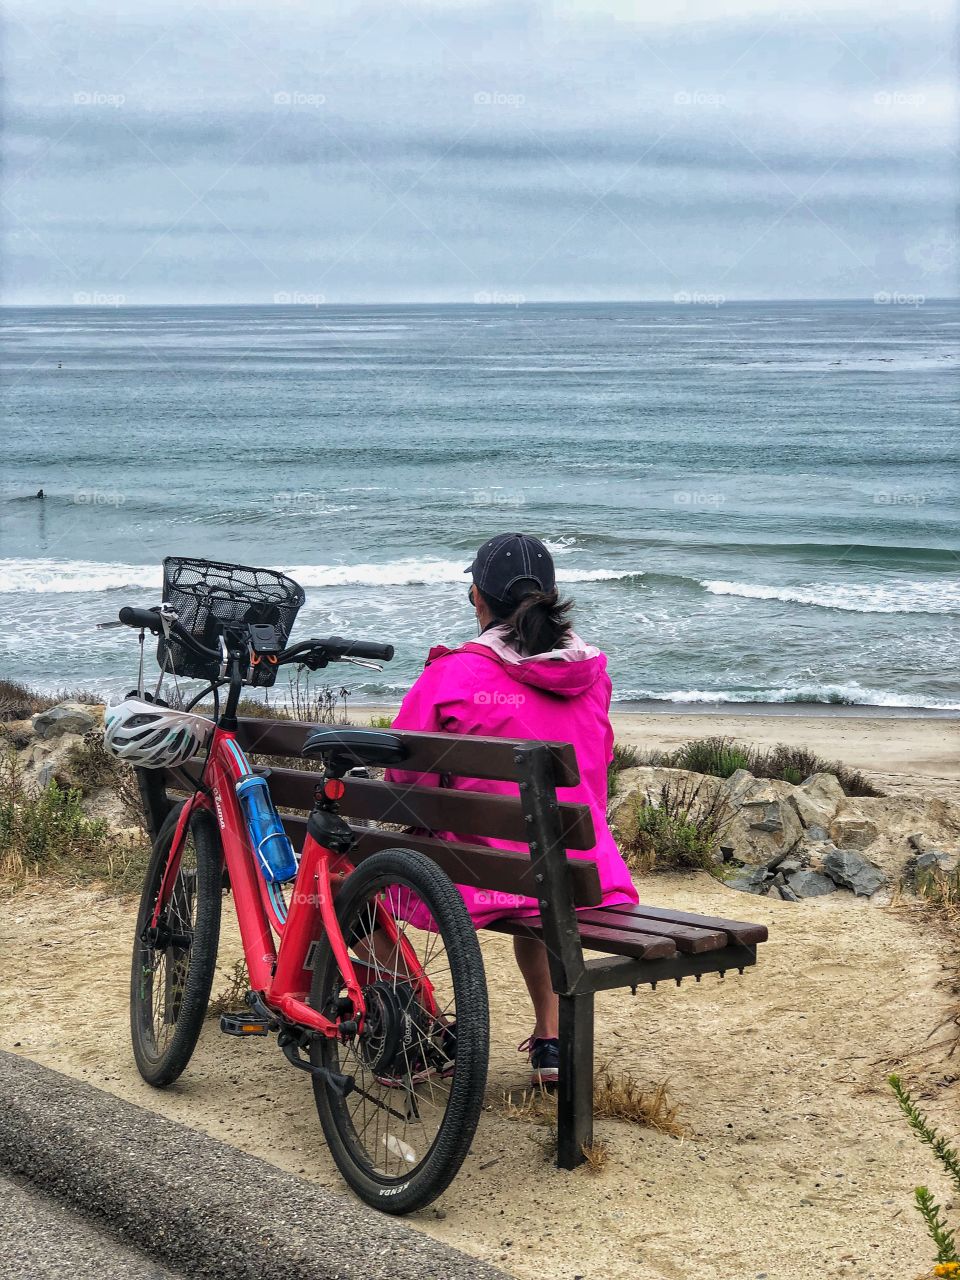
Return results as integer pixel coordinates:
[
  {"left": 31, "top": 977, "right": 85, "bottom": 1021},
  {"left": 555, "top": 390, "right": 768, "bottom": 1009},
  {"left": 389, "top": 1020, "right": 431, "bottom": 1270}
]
[{"left": 3, "top": 0, "right": 956, "bottom": 303}]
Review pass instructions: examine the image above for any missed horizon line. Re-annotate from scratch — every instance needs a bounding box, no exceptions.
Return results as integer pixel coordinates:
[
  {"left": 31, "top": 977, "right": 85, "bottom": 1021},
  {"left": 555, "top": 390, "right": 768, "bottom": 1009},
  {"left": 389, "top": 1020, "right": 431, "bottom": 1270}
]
[{"left": 1, "top": 295, "right": 957, "bottom": 309}]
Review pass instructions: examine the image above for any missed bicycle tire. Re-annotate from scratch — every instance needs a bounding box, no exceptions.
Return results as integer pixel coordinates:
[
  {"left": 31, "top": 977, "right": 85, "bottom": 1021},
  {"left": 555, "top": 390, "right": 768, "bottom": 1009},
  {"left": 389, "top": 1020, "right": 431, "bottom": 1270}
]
[
  {"left": 130, "top": 801, "right": 223, "bottom": 1087},
  {"left": 310, "top": 848, "right": 489, "bottom": 1214}
]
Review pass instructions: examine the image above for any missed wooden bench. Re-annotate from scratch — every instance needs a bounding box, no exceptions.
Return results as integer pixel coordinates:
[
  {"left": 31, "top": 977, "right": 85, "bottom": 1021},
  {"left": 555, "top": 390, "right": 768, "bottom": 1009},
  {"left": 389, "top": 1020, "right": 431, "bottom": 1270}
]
[{"left": 139, "top": 717, "right": 769, "bottom": 1169}]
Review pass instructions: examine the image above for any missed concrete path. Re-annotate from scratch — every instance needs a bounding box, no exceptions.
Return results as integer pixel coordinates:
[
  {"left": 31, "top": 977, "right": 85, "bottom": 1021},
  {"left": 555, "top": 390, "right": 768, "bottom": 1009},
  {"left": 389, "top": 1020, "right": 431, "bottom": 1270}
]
[{"left": 0, "top": 1050, "right": 508, "bottom": 1280}]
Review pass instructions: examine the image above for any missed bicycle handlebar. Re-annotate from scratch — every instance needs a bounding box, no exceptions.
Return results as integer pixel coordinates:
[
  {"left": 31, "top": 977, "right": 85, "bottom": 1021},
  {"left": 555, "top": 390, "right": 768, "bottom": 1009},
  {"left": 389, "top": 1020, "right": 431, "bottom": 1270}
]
[{"left": 118, "top": 605, "right": 164, "bottom": 634}]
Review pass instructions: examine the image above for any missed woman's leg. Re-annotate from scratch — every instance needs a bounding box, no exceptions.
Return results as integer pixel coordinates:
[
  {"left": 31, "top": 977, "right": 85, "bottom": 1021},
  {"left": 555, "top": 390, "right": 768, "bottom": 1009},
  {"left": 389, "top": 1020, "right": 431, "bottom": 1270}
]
[{"left": 513, "top": 936, "right": 559, "bottom": 1040}]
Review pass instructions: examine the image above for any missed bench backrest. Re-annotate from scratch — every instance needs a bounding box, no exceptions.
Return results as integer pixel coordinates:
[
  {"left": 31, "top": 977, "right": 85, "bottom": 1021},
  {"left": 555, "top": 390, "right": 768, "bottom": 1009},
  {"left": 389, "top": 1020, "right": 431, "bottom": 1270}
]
[{"left": 162, "top": 717, "right": 602, "bottom": 913}]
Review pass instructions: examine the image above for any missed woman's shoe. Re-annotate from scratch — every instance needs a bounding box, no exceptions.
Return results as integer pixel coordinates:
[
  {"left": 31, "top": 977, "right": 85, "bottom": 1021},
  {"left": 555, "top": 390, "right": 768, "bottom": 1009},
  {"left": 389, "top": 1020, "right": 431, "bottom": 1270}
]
[{"left": 518, "top": 1035, "right": 560, "bottom": 1088}]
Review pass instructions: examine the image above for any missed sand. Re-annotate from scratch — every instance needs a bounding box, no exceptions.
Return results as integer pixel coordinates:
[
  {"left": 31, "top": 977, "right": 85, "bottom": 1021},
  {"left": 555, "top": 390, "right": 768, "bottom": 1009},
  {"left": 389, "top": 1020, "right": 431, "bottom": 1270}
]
[{"left": 2, "top": 711, "right": 959, "bottom": 1280}]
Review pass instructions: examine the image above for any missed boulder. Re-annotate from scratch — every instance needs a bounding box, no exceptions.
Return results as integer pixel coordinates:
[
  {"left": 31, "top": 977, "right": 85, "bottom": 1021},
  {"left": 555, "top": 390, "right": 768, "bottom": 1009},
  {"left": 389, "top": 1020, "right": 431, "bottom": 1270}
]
[
  {"left": 822, "top": 848, "right": 885, "bottom": 897},
  {"left": 32, "top": 701, "right": 98, "bottom": 741},
  {"left": 787, "top": 869, "right": 837, "bottom": 898},
  {"left": 788, "top": 772, "right": 845, "bottom": 830},
  {"left": 726, "top": 865, "right": 769, "bottom": 895},
  {"left": 828, "top": 811, "right": 879, "bottom": 851},
  {"left": 34, "top": 732, "right": 86, "bottom": 789},
  {"left": 804, "top": 824, "right": 830, "bottom": 844},
  {"left": 719, "top": 775, "right": 804, "bottom": 865}
]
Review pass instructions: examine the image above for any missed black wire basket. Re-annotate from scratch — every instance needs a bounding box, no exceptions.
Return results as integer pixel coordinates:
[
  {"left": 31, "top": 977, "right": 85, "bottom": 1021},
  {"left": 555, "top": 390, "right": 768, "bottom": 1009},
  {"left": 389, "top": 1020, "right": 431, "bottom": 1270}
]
[{"left": 158, "top": 557, "right": 305, "bottom": 685}]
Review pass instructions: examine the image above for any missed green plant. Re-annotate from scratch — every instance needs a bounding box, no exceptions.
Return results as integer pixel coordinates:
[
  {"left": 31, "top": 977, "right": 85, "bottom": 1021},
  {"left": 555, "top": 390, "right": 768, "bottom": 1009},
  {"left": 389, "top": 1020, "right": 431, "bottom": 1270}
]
[
  {"left": 619, "top": 775, "right": 731, "bottom": 873},
  {"left": 0, "top": 750, "right": 147, "bottom": 890},
  {"left": 668, "top": 736, "right": 752, "bottom": 779},
  {"left": 369, "top": 714, "right": 393, "bottom": 728},
  {"left": 890, "top": 1073, "right": 960, "bottom": 1266}
]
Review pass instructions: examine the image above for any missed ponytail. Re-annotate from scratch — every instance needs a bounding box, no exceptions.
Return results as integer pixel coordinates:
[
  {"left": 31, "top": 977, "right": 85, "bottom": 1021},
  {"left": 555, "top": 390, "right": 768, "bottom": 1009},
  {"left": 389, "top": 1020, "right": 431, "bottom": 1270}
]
[{"left": 478, "top": 580, "right": 574, "bottom": 656}]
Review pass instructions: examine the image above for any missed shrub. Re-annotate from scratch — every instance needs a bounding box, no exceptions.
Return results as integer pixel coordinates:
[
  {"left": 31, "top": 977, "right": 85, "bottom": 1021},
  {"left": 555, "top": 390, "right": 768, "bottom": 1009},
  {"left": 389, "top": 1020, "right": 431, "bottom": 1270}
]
[
  {"left": 635, "top": 735, "right": 884, "bottom": 798},
  {"left": 619, "top": 775, "right": 731, "bottom": 873},
  {"left": 669, "top": 736, "right": 752, "bottom": 779},
  {"left": 0, "top": 750, "right": 147, "bottom": 890},
  {"left": 369, "top": 714, "right": 394, "bottom": 729},
  {"left": 890, "top": 1074, "right": 960, "bottom": 1269}
]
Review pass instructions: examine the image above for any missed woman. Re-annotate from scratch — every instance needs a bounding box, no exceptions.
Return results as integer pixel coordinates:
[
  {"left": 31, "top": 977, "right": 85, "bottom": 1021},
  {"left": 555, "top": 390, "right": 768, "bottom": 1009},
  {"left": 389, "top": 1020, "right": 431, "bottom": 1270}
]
[{"left": 387, "top": 532, "right": 638, "bottom": 1086}]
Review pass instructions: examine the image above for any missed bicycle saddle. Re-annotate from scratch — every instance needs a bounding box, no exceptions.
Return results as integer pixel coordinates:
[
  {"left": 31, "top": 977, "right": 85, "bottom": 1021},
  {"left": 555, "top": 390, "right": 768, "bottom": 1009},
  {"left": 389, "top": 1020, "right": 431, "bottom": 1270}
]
[{"left": 301, "top": 727, "right": 408, "bottom": 769}]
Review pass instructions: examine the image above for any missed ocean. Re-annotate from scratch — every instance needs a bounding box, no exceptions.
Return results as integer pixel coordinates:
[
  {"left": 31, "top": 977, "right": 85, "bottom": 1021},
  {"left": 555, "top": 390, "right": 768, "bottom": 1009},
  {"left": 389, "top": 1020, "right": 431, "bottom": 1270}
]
[{"left": 2, "top": 301, "right": 958, "bottom": 711}]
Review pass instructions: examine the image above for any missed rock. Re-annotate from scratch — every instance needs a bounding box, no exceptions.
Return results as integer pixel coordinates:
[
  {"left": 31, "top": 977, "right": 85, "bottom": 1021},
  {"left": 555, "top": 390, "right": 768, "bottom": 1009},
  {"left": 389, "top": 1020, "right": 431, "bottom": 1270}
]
[
  {"left": 32, "top": 701, "right": 97, "bottom": 740},
  {"left": 788, "top": 772, "right": 845, "bottom": 830},
  {"left": 778, "top": 855, "right": 802, "bottom": 876},
  {"left": 828, "top": 812, "right": 879, "bottom": 851},
  {"left": 916, "top": 849, "right": 958, "bottom": 874},
  {"left": 778, "top": 883, "right": 800, "bottom": 902},
  {"left": 719, "top": 775, "right": 804, "bottom": 865},
  {"left": 787, "top": 869, "right": 837, "bottom": 898},
  {"left": 804, "top": 824, "right": 830, "bottom": 844},
  {"left": 822, "top": 848, "right": 885, "bottom": 897},
  {"left": 726, "top": 865, "right": 769, "bottom": 894},
  {"left": 33, "top": 732, "right": 86, "bottom": 789},
  {"left": 767, "top": 885, "right": 785, "bottom": 900}
]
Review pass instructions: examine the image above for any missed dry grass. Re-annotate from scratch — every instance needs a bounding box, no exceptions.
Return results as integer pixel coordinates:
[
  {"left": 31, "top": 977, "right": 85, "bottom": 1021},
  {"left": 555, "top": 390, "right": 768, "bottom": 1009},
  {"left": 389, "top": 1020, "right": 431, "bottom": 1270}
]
[
  {"left": 500, "top": 1069, "right": 686, "bottom": 1139},
  {"left": 619, "top": 775, "right": 732, "bottom": 874},
  {"left": 593, "top": 1064, "right": 687, "bottom": 1136},
  {"left": 580, "top": 1138, "right": 610, "bottom": 1173},
  {"left": 207, "top": 958, "right": 250, "bottom": 1017}
]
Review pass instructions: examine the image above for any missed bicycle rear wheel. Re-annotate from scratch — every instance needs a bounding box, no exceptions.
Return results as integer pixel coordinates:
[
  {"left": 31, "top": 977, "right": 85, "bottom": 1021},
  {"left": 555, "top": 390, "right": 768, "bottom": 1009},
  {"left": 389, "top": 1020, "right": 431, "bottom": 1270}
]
[
  {"left": 310, "top": 848, "right": 489, "bottom": 1214},
  {"left": 130, "top": 802, "right": 223, "bottom": 1086}
]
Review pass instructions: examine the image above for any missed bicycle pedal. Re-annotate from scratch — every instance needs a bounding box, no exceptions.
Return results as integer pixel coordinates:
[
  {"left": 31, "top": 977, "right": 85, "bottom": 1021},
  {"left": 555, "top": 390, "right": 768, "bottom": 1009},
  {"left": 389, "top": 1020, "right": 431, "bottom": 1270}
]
[{"left": 219, "top": 1013, "right": 271, "bottom": 1037}]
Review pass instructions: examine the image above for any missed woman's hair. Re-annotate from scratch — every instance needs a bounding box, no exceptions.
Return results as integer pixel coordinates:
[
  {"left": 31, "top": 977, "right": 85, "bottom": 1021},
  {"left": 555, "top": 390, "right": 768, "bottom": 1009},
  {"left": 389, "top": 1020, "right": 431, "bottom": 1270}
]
[{"left": 478, "top": 579, "right": 574, "bottom": 656}]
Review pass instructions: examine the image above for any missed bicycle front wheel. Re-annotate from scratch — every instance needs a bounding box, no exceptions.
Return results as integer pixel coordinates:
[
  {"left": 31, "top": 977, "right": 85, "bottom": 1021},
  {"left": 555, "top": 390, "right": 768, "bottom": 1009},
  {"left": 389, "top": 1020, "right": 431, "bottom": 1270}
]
[
  {"left": 310, "top": 848, "right": 489, "bottom": 1214},
  {"left": 130, "top": 802, "right": 223, "bottom": 1086}
]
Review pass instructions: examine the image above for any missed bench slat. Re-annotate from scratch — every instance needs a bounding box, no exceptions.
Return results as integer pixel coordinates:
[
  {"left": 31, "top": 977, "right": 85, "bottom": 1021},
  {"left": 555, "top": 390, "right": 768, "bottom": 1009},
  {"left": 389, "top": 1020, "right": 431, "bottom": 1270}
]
[
  {"left": 262, "top": 766, "right": 597, "bottom": 850},
  {"left": 572, "top": 908, "right": 727, "bottom": 954},
  {"left": 601, "top": 903, "right": 768, "bottom": 946},
  {"left": 276, "top": 817, "right": 603, "bottom": 907},
  {"left": 488, "top": 915, "right": 677, "bottom": 961},
  {"left": 235, "top": 719, "right": 580, "bottom": 787}
]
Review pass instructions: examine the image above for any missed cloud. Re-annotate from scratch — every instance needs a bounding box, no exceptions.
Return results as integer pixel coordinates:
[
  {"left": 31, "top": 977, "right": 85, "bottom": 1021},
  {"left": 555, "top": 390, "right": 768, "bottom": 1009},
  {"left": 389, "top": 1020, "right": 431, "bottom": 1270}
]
[{"left": 2, "top": 0, "right": 955, "bottom": 301}]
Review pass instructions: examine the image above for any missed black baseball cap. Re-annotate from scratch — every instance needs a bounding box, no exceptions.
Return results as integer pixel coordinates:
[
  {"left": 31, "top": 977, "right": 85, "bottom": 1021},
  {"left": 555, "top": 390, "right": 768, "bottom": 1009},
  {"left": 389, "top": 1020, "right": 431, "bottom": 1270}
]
[{"left": 464, "top": 533, "right": 557, "bottom": 603}]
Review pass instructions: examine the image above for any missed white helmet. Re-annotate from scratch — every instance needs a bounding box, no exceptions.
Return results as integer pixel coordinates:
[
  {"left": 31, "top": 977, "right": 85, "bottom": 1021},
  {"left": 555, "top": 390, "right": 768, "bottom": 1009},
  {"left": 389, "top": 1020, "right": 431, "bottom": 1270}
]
[{"left": 103, "top": 696, "right": 213, "bottom": 769}]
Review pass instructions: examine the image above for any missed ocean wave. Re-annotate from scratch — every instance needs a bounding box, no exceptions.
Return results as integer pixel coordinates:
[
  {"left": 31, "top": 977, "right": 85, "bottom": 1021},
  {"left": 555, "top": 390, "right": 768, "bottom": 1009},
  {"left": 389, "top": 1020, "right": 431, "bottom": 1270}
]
[
  {"left": 0, "top": 556, "right": 631, "bottom": 594},
  {"left": 701, "top": 578, "right": 960, "bottom": 615},
  {"left": 0, "top": 559, "right": 161, "bottom": 594},
  {"left": 617, "top": 684, "right": 960, "bottom": 711}
]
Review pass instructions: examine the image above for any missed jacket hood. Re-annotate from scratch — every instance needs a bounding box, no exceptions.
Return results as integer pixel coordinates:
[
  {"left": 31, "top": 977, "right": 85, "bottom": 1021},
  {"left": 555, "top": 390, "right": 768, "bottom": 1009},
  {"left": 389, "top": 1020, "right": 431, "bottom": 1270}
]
[{"left": 464, "top": 626, "right": 606, "bottom": 697}]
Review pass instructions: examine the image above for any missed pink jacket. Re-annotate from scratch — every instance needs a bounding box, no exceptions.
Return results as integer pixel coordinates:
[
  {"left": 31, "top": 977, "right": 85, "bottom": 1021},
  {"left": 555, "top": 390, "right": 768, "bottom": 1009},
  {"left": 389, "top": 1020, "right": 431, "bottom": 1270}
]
[{"left": 386, "top": 626, "right": 639, "bottom": 927}]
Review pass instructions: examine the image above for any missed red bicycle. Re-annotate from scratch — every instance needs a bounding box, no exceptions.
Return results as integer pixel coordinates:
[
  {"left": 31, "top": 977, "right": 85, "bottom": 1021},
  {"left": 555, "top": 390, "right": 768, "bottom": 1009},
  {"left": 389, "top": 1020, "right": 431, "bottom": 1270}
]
[{"left": 105, "top": 558, "right": 488, "bottom": 1214}]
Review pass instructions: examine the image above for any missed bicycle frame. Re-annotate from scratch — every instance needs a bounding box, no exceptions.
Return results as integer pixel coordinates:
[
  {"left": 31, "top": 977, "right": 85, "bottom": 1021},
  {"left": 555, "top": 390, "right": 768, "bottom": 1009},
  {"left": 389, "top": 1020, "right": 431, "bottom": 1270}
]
[{"left": 150, "top": 720, "right": 435, "bottom": 1039}]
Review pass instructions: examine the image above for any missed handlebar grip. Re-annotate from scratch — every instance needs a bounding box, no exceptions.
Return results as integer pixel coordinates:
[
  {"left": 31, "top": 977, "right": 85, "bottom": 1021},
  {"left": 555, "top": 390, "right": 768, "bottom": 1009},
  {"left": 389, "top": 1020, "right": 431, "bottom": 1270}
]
[
  {"left": 326, "top": 636, "right": 395, "bottom": 662},
  {"left": 119, "top": 606, "right": 162, "bottom": 634}
]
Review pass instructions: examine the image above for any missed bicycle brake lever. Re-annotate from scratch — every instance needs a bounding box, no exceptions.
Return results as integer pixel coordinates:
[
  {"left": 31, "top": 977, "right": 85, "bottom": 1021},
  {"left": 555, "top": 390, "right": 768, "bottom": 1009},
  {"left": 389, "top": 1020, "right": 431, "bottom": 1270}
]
[
  {"left": 96, "top": 619, "right": 125, "bottom": 629},
  {"left": 339, "top": 656, "right": 383, "bottom": 672}
]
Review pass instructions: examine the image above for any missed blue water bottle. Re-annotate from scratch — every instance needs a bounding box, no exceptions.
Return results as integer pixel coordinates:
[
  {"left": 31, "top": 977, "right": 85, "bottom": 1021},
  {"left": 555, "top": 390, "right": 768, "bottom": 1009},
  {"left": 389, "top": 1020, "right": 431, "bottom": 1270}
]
[{"left": 235, "top": 775, "right": 299, "bottom": 883}]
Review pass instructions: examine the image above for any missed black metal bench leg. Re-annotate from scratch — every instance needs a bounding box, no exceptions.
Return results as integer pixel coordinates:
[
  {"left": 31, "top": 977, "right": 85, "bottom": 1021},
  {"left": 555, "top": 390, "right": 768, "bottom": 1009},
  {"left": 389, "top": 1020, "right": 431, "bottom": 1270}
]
[{"left": 556, "top": 991, "right": 594, "bottom": 1169}]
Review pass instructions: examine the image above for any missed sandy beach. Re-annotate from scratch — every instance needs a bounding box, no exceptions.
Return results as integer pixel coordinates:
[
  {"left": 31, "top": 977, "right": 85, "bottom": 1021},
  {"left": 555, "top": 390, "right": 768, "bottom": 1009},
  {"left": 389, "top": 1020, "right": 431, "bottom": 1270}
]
[{"left": 2, "top": 708, "right": 959, "bottom": 1279}]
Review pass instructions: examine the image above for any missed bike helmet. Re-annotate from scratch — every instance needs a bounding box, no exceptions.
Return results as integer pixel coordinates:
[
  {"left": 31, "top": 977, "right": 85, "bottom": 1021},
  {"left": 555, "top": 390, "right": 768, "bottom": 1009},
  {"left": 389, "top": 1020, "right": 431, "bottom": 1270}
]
[{"left": 103, "top": 696, "right": 213, "bottom": 769}]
